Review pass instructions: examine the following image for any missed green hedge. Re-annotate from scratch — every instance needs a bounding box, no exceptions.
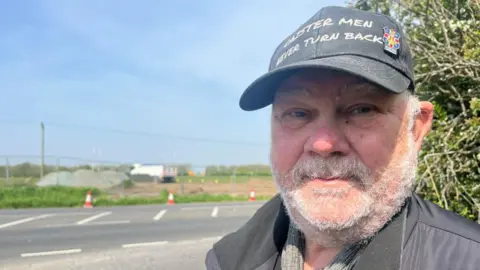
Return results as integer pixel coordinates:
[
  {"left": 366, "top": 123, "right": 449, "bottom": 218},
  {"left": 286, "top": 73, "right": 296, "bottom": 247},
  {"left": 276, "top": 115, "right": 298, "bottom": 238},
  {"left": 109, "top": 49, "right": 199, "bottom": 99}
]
[{"left": 348, "top": 0, "right": 479, "bottom": 223}]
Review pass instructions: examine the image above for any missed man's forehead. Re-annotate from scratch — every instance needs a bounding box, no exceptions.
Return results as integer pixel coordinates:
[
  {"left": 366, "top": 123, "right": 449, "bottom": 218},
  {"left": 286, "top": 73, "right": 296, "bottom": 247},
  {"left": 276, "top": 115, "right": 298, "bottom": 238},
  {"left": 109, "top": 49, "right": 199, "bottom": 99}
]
[{"left": 274, "top": 69, "right": 393, "bottom": 101}]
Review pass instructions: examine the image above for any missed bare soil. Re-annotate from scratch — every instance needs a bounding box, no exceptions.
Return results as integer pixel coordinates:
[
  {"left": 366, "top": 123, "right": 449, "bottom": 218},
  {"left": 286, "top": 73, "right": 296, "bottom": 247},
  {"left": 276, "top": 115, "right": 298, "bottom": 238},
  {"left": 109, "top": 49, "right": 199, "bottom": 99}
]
[{"left": 116, "top": 178, "right": 278, "bottom": 197}]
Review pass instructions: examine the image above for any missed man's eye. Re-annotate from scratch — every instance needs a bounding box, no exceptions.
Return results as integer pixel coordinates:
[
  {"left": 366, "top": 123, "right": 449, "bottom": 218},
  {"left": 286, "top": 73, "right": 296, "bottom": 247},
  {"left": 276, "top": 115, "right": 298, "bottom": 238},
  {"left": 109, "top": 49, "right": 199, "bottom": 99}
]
[
  {"left": 287, "top": 110, "right": 310, "bottom": 118},
  {"left": 278, "top": 109, "right": 312, "bottom": 129},
  {"left": 349, "top": 105, "right": 377, "bottom": 116}
]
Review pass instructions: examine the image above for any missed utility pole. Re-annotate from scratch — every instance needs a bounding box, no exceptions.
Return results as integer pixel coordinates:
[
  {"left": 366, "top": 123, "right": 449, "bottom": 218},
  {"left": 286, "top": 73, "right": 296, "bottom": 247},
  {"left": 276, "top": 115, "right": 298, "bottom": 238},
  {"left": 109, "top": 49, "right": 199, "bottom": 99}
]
[
  {"left": 40, "top": 122, "right": 45, "bottom": 180},
  {"left": 5, "top": 157, "right": 10, "bottom": 183}
]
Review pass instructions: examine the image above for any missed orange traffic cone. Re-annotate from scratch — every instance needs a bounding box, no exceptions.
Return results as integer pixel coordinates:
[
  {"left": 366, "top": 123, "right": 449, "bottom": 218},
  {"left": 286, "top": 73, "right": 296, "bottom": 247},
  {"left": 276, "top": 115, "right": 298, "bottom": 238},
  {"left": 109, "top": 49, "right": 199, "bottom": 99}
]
[
  {"left": 249, "top": 189, "right": 256, "bottom": 202},
  {"left": 83, "top": 190, "right": 93, "bottom": 208},
  {"left": 167, "top": 190, "right": 175, "bottom": 205}
]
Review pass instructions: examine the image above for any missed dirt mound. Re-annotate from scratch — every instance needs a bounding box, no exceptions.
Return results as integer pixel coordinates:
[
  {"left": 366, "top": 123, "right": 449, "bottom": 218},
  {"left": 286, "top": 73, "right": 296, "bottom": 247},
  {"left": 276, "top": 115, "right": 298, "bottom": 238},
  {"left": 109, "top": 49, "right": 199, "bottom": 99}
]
[{"left": 37, "top": 170, "right": 128, "bottom": 188}]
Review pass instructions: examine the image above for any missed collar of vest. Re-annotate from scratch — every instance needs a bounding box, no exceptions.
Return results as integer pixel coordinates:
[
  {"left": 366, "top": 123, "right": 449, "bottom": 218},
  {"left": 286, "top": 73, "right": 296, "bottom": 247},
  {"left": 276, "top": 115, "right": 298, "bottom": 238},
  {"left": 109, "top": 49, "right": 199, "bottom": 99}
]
[
  {"left": 213, "top": 194, "right": 287, "bottom": 270},
  {"left": 213, "top": 193, "right": 416, "bottom": 270}
]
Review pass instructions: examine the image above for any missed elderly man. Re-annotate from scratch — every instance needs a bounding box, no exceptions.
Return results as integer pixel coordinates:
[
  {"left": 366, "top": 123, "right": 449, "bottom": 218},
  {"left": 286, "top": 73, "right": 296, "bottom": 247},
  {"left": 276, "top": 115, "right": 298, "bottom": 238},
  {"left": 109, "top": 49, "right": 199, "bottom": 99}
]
[{"left": 205, "top": 5, "right": 480, "bottom": 270}]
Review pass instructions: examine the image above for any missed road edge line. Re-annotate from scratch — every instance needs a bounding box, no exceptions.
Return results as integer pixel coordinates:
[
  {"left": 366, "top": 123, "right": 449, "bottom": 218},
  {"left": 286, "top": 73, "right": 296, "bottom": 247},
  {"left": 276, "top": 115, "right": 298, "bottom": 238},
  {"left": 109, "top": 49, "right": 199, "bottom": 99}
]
[
  {"left": 21, "top": 249, "right": 82, "bottom": 257},
  {"left": 122, "top": 241, "right": 168, "bottom": 248},
  {"left": 76, "top": 212, "right": 112, "bottom": 225}
]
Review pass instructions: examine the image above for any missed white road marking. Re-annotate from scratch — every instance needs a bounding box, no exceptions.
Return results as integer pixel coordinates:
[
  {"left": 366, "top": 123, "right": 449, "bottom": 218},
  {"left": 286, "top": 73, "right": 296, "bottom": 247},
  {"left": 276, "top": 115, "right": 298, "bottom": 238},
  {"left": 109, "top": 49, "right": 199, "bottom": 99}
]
[
  {"left": 76, "top": 212, "right": 111, "bottom": 225},
  {"left": 121, "top": 236, "right": 224, "bottom": 249},
  {"left": 168, "top": 237, "right": 224, "bottom": 245},
  {"left": 122, "top": 241, "right": 168, "bottom": 248},
  {"left": 153, "top": 209, "right": 167, "bottom": 221},
  {"left": 43, "top": 220, "right": 130, "bottom": 229},
  {"left": 201, "top": 236, "right": 223, "bottom": 241},
  {"left": 0, "top": 214, "right": 54, "bottom": 229},
  {"left": 21, "top": 249, "right": 82, "bottom": 257},
  {"left": 211, "top": 207, "right": 219, "bottom": 218},
  {"left": 86, "top": 220, "right": 130, "bottom": 226}
]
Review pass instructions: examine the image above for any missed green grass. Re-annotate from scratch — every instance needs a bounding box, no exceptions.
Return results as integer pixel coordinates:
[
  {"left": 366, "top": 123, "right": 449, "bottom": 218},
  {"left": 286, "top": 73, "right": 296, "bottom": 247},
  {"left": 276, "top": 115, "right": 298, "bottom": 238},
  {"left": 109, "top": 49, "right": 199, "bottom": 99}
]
[
  {"left": 0, "top": 175, "right": 274, "bottom": 209},
  {"left": 0, "top": 186, "right": 103, "bottom": 208},
  {"left": 0, "top": 177, "right": 38, "bottom": 187},
  {"left": 0, "top": 186, "right": 272, "bottom": 209}
]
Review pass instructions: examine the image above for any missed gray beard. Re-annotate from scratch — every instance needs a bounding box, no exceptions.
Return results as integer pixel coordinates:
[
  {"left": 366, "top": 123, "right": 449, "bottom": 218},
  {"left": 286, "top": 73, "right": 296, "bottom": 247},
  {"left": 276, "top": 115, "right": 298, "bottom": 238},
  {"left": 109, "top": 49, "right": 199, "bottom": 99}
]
[{"left": 273, "top": 134, "right": 418, "bottom": 248}]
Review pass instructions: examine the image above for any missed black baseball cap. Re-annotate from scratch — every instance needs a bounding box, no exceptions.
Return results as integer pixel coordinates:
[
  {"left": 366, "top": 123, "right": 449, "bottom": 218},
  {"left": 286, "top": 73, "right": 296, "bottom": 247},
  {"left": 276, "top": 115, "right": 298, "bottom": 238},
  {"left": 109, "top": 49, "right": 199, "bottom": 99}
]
[{"left": 239, "top": 6, "right": 415, "bottom": 111}]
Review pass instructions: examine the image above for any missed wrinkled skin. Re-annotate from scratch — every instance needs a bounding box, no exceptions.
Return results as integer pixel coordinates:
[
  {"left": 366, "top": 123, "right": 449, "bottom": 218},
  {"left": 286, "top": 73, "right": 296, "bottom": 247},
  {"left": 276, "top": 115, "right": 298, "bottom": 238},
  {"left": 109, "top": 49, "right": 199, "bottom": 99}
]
[{"left": 269, "top": 69, "right": 434, "bottom": 269}]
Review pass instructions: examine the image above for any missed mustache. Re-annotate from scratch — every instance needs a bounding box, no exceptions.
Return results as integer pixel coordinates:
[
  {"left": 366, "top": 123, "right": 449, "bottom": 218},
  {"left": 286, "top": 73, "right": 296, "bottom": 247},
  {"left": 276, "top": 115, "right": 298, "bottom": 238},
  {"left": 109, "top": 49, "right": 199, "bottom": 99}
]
[{"left": 290, "top": 155, "right": 372, "bottom": 186}]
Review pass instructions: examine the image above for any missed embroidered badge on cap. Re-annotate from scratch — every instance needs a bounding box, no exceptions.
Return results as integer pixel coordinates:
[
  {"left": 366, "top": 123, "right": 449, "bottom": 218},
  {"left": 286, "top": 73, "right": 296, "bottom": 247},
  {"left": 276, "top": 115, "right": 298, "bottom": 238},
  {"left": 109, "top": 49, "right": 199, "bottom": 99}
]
[{"left": 383, "top": 26, "right": 400, "bottom": 55}]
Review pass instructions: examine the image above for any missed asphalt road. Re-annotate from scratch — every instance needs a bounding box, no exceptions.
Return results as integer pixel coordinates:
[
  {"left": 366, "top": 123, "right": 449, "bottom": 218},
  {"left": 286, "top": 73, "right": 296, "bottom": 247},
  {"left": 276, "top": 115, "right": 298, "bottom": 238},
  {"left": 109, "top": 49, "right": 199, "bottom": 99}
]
[{"left": 0, "top": 201, "right": 266, "bottom": 270}]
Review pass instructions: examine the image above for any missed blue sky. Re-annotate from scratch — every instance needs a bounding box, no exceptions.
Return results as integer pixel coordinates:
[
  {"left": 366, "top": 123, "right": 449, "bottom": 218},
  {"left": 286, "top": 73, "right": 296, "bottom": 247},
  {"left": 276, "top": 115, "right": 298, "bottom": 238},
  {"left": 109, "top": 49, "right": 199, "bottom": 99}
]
[{"left": 0, "top": 0, "right": 345, "bottom": 166}]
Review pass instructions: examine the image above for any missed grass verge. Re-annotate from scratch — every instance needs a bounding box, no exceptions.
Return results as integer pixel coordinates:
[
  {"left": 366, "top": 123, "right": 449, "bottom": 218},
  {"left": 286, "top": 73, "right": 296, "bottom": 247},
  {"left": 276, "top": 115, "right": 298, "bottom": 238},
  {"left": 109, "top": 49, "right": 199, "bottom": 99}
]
[{"left": 0, "top": 186, "right": 272, "bottom": 209}]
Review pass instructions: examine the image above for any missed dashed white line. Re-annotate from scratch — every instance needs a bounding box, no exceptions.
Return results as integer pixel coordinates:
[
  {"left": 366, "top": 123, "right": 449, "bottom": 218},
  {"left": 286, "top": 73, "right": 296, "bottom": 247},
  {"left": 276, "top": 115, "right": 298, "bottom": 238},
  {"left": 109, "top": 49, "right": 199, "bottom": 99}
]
[
  {"left": 121, "top": 236, "right": 223, "bottom": 249},
  {"left": 0, "top": 214, "right": 54, "bottom": 229},
  {"left": 122, "top": 241, "right": 168, "bottom": 248},
  {"left": 153, "top": 209, "right": 167, "bottom": 221},
  {"left": 42, "top": 220, "right": 130, "bottom": 229},
  {"left": 211, "top": 207, "right": 219, "bottom": 218},
  {"left": 86, "top": 220, "right": 131, "bottom": 226},
  {"left": 21, "top": 249, "right": 82, "bottom": 257},
  {"left": 19, "top": 237, "right": 224, "bottom": 259},
  {"left": 76, "top": 212, "right": 111, "bottom": 225}
]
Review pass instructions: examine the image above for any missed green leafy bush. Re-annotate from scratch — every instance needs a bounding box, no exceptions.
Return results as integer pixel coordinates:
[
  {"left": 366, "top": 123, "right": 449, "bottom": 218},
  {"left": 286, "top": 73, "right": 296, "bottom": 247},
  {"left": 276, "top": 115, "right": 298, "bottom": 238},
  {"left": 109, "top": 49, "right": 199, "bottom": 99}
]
[{"left": 348, "top": 0, "right": 480, "bottom": 222}]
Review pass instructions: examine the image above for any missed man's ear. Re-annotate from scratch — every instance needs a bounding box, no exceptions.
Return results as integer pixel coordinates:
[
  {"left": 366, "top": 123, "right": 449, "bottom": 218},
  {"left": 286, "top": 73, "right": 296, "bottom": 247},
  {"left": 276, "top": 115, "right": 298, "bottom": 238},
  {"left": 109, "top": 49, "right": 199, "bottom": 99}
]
[{"left": 413, "top": 101, "right": 434, "bottom": 151}]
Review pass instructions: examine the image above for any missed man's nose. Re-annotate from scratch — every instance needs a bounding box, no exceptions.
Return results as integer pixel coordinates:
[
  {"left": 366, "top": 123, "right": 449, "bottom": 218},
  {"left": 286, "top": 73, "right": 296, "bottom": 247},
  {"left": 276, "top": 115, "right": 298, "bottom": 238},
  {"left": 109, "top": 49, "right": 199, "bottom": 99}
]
[{"left": 304, "top": 125, "right": 350, "bottom": 157}]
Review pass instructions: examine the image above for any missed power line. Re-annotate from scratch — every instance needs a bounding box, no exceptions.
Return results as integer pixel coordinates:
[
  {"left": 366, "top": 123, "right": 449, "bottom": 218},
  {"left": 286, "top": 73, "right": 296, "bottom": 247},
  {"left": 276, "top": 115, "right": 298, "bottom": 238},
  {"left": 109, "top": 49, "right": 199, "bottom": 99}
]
[
  {"left": 0, "top": 120, "right": 269, "bottom": 147},
  {"left": 0, "top": 154, "right": 264, "bottom": 167},
  {"left": 42, "top": 121, "right": 268, "bottom": 147}
]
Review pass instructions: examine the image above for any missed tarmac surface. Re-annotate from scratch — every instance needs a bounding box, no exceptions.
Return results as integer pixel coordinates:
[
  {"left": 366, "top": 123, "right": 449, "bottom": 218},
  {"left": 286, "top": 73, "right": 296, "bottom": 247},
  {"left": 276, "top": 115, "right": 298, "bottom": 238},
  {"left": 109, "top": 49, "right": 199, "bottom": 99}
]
[{"left": 0, "top": 201, "right": 266, "bottom": 269}]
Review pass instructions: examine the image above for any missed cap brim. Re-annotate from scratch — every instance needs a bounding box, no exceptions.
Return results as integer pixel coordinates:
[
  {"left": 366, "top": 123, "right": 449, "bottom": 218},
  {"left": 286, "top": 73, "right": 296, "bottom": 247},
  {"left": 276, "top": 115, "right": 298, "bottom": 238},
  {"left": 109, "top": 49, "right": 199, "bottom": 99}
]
[{"left": 239, "top": 55, "right": 412, "bottom": 111}]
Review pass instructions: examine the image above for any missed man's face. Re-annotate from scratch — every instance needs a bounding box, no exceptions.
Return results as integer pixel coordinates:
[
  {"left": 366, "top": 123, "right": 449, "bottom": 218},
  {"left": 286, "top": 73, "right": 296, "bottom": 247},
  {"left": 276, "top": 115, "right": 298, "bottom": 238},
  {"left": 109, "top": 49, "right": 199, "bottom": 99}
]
[{"left": 270, "top": 69, "right": 433, "bottom": 246}]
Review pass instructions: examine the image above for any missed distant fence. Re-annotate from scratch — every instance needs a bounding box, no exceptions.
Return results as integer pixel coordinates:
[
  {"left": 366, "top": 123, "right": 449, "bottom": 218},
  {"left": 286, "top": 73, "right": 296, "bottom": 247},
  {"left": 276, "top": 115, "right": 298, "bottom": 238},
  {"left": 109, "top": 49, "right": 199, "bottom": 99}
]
[{"left": 0, "top": 156, "right": 277, "bottom": 197}]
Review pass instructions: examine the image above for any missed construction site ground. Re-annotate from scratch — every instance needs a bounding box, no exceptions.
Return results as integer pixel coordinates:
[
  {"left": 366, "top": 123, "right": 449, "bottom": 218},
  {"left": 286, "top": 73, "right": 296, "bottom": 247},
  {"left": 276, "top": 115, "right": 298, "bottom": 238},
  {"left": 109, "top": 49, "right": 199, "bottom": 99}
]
[{"left": 113, "top": 178, "right": 278, "bottom": 197}]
